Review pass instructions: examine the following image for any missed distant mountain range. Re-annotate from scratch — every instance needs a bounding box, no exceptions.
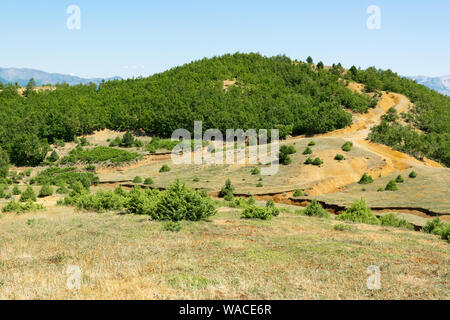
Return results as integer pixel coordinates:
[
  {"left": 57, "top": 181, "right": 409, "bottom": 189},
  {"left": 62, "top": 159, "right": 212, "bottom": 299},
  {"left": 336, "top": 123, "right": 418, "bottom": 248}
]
[
  {"left": 0, "top": 67, "right": 121, "bottom": 86},
  {"left": 408, "top": 75, "right": 450, "bottom": 96}
]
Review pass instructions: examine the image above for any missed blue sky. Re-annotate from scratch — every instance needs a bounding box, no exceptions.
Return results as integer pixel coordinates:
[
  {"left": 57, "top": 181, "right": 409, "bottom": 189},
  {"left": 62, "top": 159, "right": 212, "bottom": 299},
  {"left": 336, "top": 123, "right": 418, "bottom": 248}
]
[{"left": 1, "top": 0, "right": 449, "bottom": 78}]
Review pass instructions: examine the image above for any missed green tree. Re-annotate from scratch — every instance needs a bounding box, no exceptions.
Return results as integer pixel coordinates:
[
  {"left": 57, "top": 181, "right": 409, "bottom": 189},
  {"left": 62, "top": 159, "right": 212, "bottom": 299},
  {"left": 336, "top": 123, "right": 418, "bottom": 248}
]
[
  {"left": 23, "top": 78, "right": 36, "bottom": 97},
  {"left": 306, "top": 56, "right": 313, "bottom": 64},
  {"left": 317, "top": 61, "right": 324, "bottom": 69},
  {"left": 0, "top": 147, "right": 9, "bottom": 178},
  {"left": 121, "top": 131, "right": 135, "bottom": 148}
]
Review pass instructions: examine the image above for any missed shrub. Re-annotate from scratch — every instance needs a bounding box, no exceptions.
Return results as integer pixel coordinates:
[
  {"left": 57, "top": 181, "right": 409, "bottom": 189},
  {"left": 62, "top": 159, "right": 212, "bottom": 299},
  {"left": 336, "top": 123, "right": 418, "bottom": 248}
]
[
  {"left": 38, "top": 185, "right": 54, "bottom": 198},
  {"left": 312, "top": 158, "right": 323, "bottom": 166},
  {"left": 20, "top": 186, "right": 37, "bottom": 202},
  {"left": 334, "top": 224, "right": 355, "bottom": 232},
  {"left": 61, "top": 146, "right": 139, "bottom": 165},
  {"left": 304, "top": 157, "right": 313, "bottom": 165},
  {"left": 64, "top": 189, "right": 126, "bottom": 213},
  {"left": 251, "top": 167, "right": 260, "bottom": 175},
  {"left": 385, "top": 180, "right": 398, "bottom": 191},
  {"left": 220, "top": 179, "right": 234, "bottom": 200},
  {"left": 395, "top": 175, "right": 404, "bottom": 183},
  {"left": 48, "top": 150, "right": 59, "bottom": 162},
  {"left": 79, "top": 137, "right": 90, "bottom": 146},
  {"left": 380, "top": 213, "right": 414, "bottom": 230},
  {"left": 303, "top": 200, "right": 330, "bottom": 218},
  {"left": 334, "top": 154, "right": 345, "bottom": 161},
  {"left": 121, "top": 131, "right": 135, "bottom": 148},
  {"left": 256, "top": 182, "right": 263, "bottom": 188},
  {"left": 144, "top": 178, "right": 154, "bottom": 185},
  {"left": 12, "top": 185, "right": 21, "bottom": 195},
  {"left": 153, "top": 181, "right": 217, "bottom": 221},
  {"left": 133, "top": 176, "right": 143, "bottom": 183},
  {"left": 279, "top": 151, "right": 292, "bottom": 165},
  {"left": 24, "top": 169, "right": 32, "bottom": 177},
  {"left": 160, "top": 164, "right": 171, "bottom": 173},
  {"left": 409, "top": 171, "right": 417, "bottom": 179},
  {"left": 163, "top": 221, "right": 182, "bottom": 232},
  {"left": 308, "top": 141, "right": 316, "bottom": 146},
  {"left": 359, "top": 173, "right": 374, "bottom": 184},
  {"left": 85, "top": 165, "right": 96, "bottom": 172},
  {"left": 377, "top": 188, "right": 384, "bottom": 192},
  {"left": 342, "top": 141, "right": 353, "bottom": 152},
  {"left": 241, "top": 205, "right": 273, "bottom": 220},
  {"left": 2, "top": 200, "right": 44, "bottom": 213},
  {"left": 303, "top": 147, "right": 313, "bottom": 155},
  {"left": 280, "top": 145, "right": 296, "bottom": 155},
  {"left": 266, "top": 199, "right": 280, "bottom": 217},
  {"left": 56, "top": 186, "right": 70, "bottom": 194},
  {"left": 293, "top": 189, "right": 303, "bottom": 197},
  {"left": 337, "top": 199, "right": 379, "bottom": 225},
  {"left": 193, "top": 176, "right": 200, "bottom": 182},
  {"left": 109, "top": 136, "right": 122, "bottom": 147},
  {"left": 423, "top": 218, "right": 450, "bottom": 241}
]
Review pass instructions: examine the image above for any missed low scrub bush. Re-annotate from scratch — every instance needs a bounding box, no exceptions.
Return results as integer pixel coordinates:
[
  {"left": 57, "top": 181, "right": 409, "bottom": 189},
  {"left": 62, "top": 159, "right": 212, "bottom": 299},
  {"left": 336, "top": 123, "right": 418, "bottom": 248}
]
[
  {"left": 334, "top": 154, "right": 345, "bottom": 161},
  {"left": 20, "top": 186, "right": 37, "bottom": 202},
  {"left": 303, "top": 147, "right": 313, "bottom": 155},
  {"left": 379, "top": 213, "right": 414, "bottom": 230},
  {"left": 385, "top": 180, "right": 398, "bottom": 191},
  {"left": 160, "top": 164, "right": 171, "bottom": 173},
  {"left": 304, "top": 157, "right": 313, "bottom": 165},
  {"left": 308, "top": 141, "right": 316, "bottom": 146},
  {"left": 219, "top": 179, "right": 234, "bottom": 200},
  {"left": 241, "top": 205, "right": 273, "bottom": 220},
  {"left": 293, "top": 189, "right": 303, "bottom": 197},
  {"left": 251, "top": 167, "right": 260, "bottom": 175},
  {"left": 359, "top": 173, "right": 374, "bottom": 184},
  {"left": 2, "top": 200, "right": 44, "bottom": 213},
  {"left": 342, "top": 141, "right": 353, "bottom": 152},
  {"left": 12, "top": 185, "right": 21, "bottom": 195},
  {"left": 61, "top": 146, "right": 139, "bottom": 165},
  {"left": 337, "top": 199, "right": 379, "bottom": 225},
  {"left": 423, "top": 218, "right": 449, "bottom": 241},
  {"left": 303, "top": 200, "right": 330, "bottom": 218},
  {"left": 395, "top": 175, "right": 404, "bottom": 183},
  {"left": 163, "top": 221, "right": 182, "bottom": 232},
  {"left": 144, "top": 178, "right": 154, "bottom": 185},
  {"left": 409, "top": 171, "right": 417, "bottom": 179},
  {"left": 334, "top": 224, "right": 355, "bottom": 232},
  {"left": 312, "top": 158, "right": 323, "bottom": 166},
  {"left": 38, "top": 185, "right": 54, "bottom": 198},
  {"left": 133, "top": 176, "right": 143, "bottom": 183}
]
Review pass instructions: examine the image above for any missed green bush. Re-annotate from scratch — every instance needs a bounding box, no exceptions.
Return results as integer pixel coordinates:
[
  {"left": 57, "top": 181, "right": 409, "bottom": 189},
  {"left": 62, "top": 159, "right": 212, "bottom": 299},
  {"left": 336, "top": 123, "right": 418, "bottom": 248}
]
[
  {"left": 159, "top": 164, "right": 171, "bottom": 173},
  {"left": 395, "top": 175, "right": 404, "bottom": 183},
  {"left": 48, "top": 150, "right": 59, "bottom": 162},
  {"left": 337, "top": 199, "right": 379, "bottom": 225},
  {"left": 12, "top": 185, "right": 21, "bottom": 195},
  {"left": 2, "top": 200, "right": 44, "bottom": 213},
  {"left": 293, "top": 189, "right": 303, "bottom": 197},
  {"left": 304, "top": 157, "right": 313, "bottom": 165},
  {"left": 379, "top": 213, "right": 414, "bottom": 230},
  {"left": 385, "top": 180, "right": 398, "bottom": 191},
  {"left": 20, "top": 186, "right": 37, "bottom": 202},
  {"left": 144, "top": 178, "right": 154, "bottom": 185},
  {"left": 280, "top": 145, "right": 296, "bottom": 155},
  {"left": 423, "top": 218, "right": 450, "bottom": 241},
  {"left": 312, "top": 158, "right": 323, "bottom": 166},
  {"left": 38, "top": 185, "right": 54, "bottom": 198},
  {"left": 342, "top": 141, "right": 353, "bottom": 152},
  {"left": 241, "top": 205, "right": 273, "bottom": 220},
  {"left": 61, "top": 146, "right": 139, "bottom": 165},
  {"left": 303, "top": 147, "right": 313, "bottom": 155},
  {"left": 153, "top": 181, "right": 217, "bottom": 221},
  {"left": 409, "top": 171, "right": 417, "bottom": 179},
  {"left": 303, "top": 200, "right": 330, "bottom": 218},
  {"left": 121, "top": 131, "right": 135, "bottom": 148},
  {"left": 163, "top": 221, "right": 182, "bottom": 232},
  {"left": 358, "top": 173, "right": 374, "bottom": 184},
  {"left": 256, "top": 182, "right": 263, "bottom": 188},
  {"left": 109, "top": 136, "right": 122, "bottom": 147},
  {"left": 251, "top": 167, "right": 260, "bottom": 175},
  {"left": 266, "top": 199, "right": 280, "bottom": 217},
  {"left": 334, "top": 224, "right": 355, "bottom": 232},
  {"left": 56, "top": 186, "right": 70, "bottom": 194},
  {"left": 279, "top": 151, "right": 292, "bottom": 165},
  {"left": 220, "top": 179, "right": 234, "bottom": 200},
  {"left": 334, "top": 154, "right": 345, "bottom": 161},
  {"left": 308, "top": 141, "right": 316, "bottom": 146},
  {"left": 64, "top": 189, "right": 126, "bottom": 213},
  {"left": 133, "top": 176, "right": 143, "bottom": 183}
]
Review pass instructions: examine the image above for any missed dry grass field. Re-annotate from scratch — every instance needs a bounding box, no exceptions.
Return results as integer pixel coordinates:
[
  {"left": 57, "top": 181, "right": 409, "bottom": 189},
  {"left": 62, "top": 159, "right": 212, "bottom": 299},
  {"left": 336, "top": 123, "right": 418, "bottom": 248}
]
[{"left": 1, "top": 206, "right": 448, "bottom": 300}]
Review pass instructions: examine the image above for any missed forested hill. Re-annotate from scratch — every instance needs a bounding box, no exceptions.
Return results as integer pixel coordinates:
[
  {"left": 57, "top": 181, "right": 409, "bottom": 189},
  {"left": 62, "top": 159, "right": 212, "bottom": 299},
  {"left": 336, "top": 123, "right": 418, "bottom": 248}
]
[
  {"left": 0, "top": 52, "right": 448, "bottom": 167},
  {"left": 0, "top": 53, "right": 377, "bottom": 166}
]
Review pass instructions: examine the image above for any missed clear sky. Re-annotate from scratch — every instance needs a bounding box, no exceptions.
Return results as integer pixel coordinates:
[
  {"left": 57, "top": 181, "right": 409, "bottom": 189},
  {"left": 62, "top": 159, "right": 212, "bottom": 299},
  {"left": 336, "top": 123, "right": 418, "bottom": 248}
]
[{"left": 1, "top": 0, "right": 449, "bottom": 78}]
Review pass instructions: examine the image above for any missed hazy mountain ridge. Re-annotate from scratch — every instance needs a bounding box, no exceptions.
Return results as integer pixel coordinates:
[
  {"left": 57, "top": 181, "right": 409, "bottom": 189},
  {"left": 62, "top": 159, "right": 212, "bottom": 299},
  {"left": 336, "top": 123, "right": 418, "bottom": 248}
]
[
  {"left": 408, "top": 75, "right": 450, "bottom": 96},
  {"left": 0, "top": 67, "right": 121, "bottom": 86}
]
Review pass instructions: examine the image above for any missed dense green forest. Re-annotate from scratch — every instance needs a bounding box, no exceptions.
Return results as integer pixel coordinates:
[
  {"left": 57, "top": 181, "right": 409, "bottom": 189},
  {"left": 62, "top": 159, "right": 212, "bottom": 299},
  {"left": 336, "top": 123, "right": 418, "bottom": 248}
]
[
  {"left": 0, "top": 53, "right": 377, "bottom": 166},
  {"left": 346, "top": 66, "right": 450, "bottom": 166},
  {"left": 0, "top": 52, "right": 448, "bottom": 167}
]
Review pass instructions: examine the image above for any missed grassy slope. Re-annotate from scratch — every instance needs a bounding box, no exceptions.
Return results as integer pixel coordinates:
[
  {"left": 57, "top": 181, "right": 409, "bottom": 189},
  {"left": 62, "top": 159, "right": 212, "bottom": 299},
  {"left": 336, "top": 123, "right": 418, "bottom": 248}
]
[{"left": 0, "top": 207, "right": 448, "bottom": 299}]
